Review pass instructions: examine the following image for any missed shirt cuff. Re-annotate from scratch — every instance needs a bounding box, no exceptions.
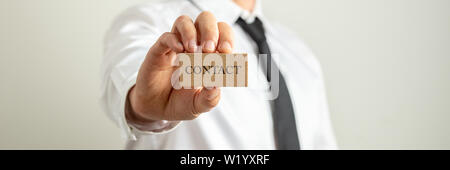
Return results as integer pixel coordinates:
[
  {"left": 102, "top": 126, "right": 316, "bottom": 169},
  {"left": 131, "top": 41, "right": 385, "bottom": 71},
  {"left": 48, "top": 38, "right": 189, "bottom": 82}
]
[
  {"left": 128, "top": 120, "right": 181, "bottom": 136},
  {"left": 116, "top": 74, "right": 181, "bottom": 140}
]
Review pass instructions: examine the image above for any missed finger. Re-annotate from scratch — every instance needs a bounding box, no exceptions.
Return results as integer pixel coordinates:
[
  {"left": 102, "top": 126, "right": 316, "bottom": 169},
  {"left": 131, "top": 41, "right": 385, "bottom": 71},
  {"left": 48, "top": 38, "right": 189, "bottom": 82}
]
[
  {"left": 171, "top": 15, "right": 198, "bottom": 52},
  {"left": 195, "top": 11, "right": 219, "bottom": 53},
  {"left": 149, "top": 32, "right": 184, "bottom": 56},
  {"left": 193, "top": 87, "right": 221, "bottom": 114},
  {"left": 217, "top": 22, "right": 234, "bottom": 53}
]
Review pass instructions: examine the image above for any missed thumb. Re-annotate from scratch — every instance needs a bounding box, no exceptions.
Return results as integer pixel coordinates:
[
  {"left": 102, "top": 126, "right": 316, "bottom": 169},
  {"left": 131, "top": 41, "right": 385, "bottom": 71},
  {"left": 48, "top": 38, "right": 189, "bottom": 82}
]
[{"left": 193, "top": 87, "right": 221, "bottom": 114}]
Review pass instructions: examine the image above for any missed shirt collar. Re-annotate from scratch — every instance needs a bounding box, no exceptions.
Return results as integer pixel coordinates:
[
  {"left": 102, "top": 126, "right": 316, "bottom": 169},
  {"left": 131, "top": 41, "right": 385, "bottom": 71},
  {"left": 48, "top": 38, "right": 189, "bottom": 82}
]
[{"left": 190, "top": 0, "right": 264, "bottom": 25}]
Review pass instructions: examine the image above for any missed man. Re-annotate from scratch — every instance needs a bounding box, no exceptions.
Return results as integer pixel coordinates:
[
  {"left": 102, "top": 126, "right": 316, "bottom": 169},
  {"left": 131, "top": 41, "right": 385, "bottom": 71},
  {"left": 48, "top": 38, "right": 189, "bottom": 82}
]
[{"left": 101, "top": 0, "right": 337, "bottom": 149}]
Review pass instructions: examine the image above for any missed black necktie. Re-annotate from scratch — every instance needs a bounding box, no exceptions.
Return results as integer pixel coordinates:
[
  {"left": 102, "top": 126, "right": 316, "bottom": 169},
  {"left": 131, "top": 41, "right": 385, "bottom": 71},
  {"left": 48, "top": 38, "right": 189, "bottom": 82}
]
[{"left": 236, "top": 17, "right": 301, "bottom": 150}]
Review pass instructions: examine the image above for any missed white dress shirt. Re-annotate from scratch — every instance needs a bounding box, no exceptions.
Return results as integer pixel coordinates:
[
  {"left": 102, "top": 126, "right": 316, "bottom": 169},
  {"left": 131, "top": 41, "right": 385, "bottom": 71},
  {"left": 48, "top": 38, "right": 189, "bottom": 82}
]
[{"left": 101, "top": 0, "right": 337, "bottom": 150}]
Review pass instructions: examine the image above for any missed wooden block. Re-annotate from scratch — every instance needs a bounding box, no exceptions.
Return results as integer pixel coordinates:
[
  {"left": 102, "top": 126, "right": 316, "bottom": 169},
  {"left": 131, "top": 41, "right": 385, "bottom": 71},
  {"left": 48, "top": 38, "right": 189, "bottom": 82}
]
[{"left": 173, "top": 53, "right": 248, "bottom": 88}]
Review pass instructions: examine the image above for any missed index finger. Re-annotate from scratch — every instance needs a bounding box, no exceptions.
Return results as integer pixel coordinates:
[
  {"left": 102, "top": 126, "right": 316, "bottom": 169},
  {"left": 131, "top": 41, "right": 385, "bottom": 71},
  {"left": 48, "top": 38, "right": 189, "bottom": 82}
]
[{"left": 171, "top": 15, "right": 198, "bottom": 53}]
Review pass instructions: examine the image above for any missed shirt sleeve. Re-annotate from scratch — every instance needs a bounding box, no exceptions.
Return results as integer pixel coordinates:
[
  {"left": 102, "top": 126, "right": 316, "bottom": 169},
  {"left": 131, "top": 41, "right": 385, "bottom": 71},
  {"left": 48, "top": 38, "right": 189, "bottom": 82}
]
[{"left": 99, "top": 6, "right": 180, "bottom": 140}]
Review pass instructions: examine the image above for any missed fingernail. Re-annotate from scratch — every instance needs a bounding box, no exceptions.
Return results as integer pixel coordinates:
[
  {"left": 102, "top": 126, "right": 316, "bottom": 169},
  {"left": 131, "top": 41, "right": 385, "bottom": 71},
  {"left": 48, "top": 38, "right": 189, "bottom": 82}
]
[
  {"left": 219, "top": 42, "right": 232, "bottom": 52},
  {"left": 177, "top": 42, "right": 184, "bottom": 50},
  {"left": 188, "top": 40, "right": 197, "bottom": 52},
  {"left": 204, "top": 40, "right": 216, "bottom": 52}
]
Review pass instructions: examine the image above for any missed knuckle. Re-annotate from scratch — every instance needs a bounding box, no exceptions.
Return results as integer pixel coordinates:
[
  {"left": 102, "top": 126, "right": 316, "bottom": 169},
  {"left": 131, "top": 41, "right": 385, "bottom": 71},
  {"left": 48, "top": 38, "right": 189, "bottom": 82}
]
[
  {"left": 189, "top": 108, "right": 201, "bottom": 120},
  {"left": 206, "top": 98, "right": 220, "bottom": 108},
  {"left": 187, "top": 114, "right": 199, "bottom": 120},
  {"left": 160, "top": 32, "right": 172, "bottom": 39},
  {"left": 176, "top": 15, "right": 192, "bottom": 23},
  {"left": 158, "top": 32, "right": 177, "bottom": 46},
  {"left": 196, "top": 11, "right": 216, "bottom": 25},
  {"left": 199, "top": 11, "right": 214, "bottom": 18},
  {"left": 204, "top": 102, "right": 216, "bottom": 109}
]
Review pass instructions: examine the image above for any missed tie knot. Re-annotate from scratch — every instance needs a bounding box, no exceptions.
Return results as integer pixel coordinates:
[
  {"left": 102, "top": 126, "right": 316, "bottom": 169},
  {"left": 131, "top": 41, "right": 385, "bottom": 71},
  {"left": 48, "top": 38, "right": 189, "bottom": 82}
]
[{"left": 236, "top": 17, "right": 267, "bottom": 44}]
